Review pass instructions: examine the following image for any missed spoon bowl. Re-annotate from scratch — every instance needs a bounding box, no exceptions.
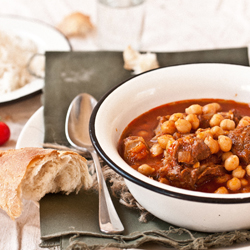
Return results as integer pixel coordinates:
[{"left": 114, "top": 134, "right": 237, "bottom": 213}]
[
  {"left": 65, "top": 93, "right": 124, "bottom": 234},
  {"left": 66, "top": 93, "right": 97, "bottom": 151}
]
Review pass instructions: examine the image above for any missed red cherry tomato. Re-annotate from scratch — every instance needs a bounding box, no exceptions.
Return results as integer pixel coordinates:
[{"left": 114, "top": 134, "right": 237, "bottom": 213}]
[{"left": 0, "top": 122, "right": 10, "bottom": 145}]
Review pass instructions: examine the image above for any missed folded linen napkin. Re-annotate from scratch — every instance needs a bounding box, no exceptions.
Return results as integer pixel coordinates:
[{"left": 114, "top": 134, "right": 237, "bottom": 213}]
[{"left": 40, "top": 48, "right": 250, "bottom": 250}]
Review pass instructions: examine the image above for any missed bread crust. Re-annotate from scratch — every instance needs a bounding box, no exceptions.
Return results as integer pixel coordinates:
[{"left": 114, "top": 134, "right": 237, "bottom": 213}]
[{"left": 0, "top": 147, "right": 91, "bottom": 219}]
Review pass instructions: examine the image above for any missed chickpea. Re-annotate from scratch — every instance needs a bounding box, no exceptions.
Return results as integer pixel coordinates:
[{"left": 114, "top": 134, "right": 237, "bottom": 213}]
[
  {"left": 224, "top": 155, "right": 239, "bottom": 171},
  {"left": 150, "top": 143, "right": 164, "bottom": 157},
  {"left": 175, "top": 119, "right": 192, "bottom": 134},
  {"left": 209, "top": 114, "right": 224, "bottom": 127},
  {"left": 210, "top": 126, "right": 224, "bottom": 139},
  {"left": 237, "top": 116, "right": 250, "bottom": 128},
  {"left": 166, "top": 137, "right": 175, "bottom": 149},
  {"left": 245, "top": 164, "right": 250, "bottom": 176},
  {"left": 221, "top": 151, "right": 233, "bottom": 162},
  {"left": 169, "top": 113, "right": 185, "bottom": 122},
  {"left": 227, "top": 177, "right": 241, "bottom": 191},
  {"left": 214, "top": 186, "right": 229, "bottom": 194},
  {"left": 185, "top": 104, "right": 203, "bottom": 115},
  {"left": 161, "top": 120, "right": 176, "bottom": 134},
  {"left": 196, "top": 129, "right": 213, "bottom": 140},
  {"left": 204, "top": 136, "right": 220, "bottom": 154},
  {"left": 157, "top": 135, "right": 174, "bottom": 149},
  {"left": 137, "top": 130, "right": 149, "bottom": 137},
  {"left": 202, "top": 103, "right": 221, "bottom": 115},
  {"left": 218, "top": 135, "right": 232, "bottom": 152},
  {"left": 243, "top": 116, "right": 250, "bottom": 122},
  {"left": 232, "top": 166, "right": 246, "bottom": 179},
  {"left": 215, "top": 174, "right": 231, "bottom": 184},
  {"left": 238, "top": 119, "right": 250, "bottom": 128},
  {"left": 185, "top": 114, "right": 200, "bottom": 130},
  {"left": 138, "top": 164, "right": 155, "bottom": 176},
  {"left": 220, "top": 119, "right": 235, "bottom": 131},
  {"left": 241, "top": 178, "right": 248, "bottom": 187}
]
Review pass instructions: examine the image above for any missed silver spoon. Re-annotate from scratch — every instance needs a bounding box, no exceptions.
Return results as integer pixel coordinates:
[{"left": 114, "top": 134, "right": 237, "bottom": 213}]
[{"left": 65, "top": 93, "right": 124, "bottom": 234}]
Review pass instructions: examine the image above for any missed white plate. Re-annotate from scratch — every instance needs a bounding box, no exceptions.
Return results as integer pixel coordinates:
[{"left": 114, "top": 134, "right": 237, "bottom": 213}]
[
  {"left": 16, "top": 106, "right": 250, "bottom": 250},
  {"left": 16, "top": 106, "right": 44, "bottom": 149},
  {"left": 0, "top": 15, "right": 71, "bottom": 103}
]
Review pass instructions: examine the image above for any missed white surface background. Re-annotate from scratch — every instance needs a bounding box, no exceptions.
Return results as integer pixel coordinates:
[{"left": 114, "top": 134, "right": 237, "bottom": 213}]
[
  {"left": 1, "top": 0, "right": 250, "bottom": 52},
  {"left": 1, "top": 0, "right": 250, "bottom": 249}
]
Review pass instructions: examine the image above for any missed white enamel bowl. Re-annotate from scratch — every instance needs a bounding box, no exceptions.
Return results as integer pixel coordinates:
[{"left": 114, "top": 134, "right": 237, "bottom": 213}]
[{"left": 89, "top": 63, "right": 250, "bottom": 232}]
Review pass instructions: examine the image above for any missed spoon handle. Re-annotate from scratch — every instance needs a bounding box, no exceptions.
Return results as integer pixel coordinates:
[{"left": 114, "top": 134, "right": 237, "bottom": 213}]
[{"left": 90, "top": 149, "right": 124, "bottom": 234}]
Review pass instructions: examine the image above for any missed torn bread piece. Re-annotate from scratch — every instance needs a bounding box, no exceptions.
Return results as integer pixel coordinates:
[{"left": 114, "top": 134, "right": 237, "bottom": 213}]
[
  {"left": 57, "top": 12, "right": 94, "bottom": 38},
  {"left": 0, "top": 147, "right": 92, "bottom": 219},
  {"left": 123, "top": 46, "right": 159, "bottom": 74}
]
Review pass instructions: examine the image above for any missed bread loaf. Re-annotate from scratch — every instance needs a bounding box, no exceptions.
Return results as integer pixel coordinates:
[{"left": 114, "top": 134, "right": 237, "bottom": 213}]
[{"left": 0, "top": 147, "right": 92, "bottom": 219}]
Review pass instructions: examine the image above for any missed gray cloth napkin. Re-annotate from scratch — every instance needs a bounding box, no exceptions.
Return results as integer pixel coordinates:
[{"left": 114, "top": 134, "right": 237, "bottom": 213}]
[{"left": 40, "top": 48, "right": 250, "bottom": 250}]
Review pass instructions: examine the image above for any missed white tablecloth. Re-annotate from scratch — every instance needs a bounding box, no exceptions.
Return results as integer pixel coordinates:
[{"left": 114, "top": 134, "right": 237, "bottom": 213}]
[{"left": 1, "top": 0, "right": 250, "bottom": 249}]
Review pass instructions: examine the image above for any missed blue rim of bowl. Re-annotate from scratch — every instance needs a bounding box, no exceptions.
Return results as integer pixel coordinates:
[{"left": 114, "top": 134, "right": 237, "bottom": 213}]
[{"left": 89, "top": 66, "right": 250, "bottom": 205}]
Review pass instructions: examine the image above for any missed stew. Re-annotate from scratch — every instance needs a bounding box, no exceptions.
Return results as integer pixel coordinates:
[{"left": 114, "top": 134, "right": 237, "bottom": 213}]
[{"left": 118, "top": 99, "right": 250, "bottom": 194}]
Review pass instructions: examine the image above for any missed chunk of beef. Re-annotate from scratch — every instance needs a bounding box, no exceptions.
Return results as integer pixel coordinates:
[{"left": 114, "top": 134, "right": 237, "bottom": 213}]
[
  {"left": 196, "top": 164, "right": 225, "bottom": 186},
  {"left": 230, "top": 109, "right": 242, "bottom": 126},
  {"left": 160, "top": 158, "right": 194, "bottom": 188},
  {"left": 160, "top": 157, "right": 225, "bottom": 190},
  {"left": 228, "top": 125, "right": 250, "bottom": 164},
  {"left": 123, "top": 136, "right": 149, "bottom": 164},
  {"left": 154, "top": 116, "right": 168, "bottom": 136},
  {"left": 167, "top": 136, "right": 211, "bottom": 165},
  {"left": 198, "top": 114, "right": 213, "bottom": 128}
]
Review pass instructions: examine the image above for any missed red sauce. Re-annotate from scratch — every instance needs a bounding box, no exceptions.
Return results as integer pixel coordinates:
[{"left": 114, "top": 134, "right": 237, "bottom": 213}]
[{"left": 118, "top": 99, "right": 250, "bottom": 194}]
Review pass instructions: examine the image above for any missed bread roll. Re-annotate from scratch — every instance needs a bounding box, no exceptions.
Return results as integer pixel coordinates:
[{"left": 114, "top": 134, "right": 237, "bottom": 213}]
[
  {"left": 57, "top": 12, "right": 94, "bottom": 38},
  {"left": 123, "top": 46, "right": 159, "bottom": 74},
  {"left": 0, "top": 147, "right": 92, "bottom": 219}
]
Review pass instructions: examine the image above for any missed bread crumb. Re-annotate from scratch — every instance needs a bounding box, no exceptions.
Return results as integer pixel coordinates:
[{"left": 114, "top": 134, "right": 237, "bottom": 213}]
[
  {"left": 57, "top": 12, "right": 94, "bottom": 38},
  {"left": 123, "top": 46, "right": 159, "bottom": 74}
]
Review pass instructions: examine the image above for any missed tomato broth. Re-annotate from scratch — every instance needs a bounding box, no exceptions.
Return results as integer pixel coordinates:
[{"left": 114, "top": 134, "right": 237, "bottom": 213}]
[{"left": 118, "top": 99, "right": 250, "bottom": 194}]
